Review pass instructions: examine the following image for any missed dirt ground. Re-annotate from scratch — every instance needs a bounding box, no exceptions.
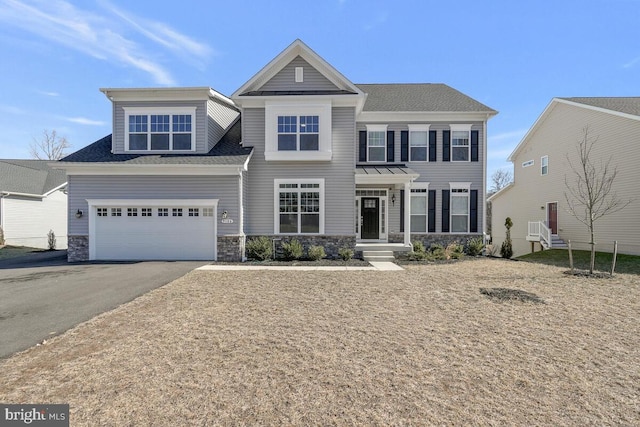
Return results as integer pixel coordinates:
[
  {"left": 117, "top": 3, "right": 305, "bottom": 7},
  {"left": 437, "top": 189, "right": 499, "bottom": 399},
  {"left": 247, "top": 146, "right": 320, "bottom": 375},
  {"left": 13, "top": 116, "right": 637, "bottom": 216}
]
[{"left": 1, "top": 258, "right": 638, "bottom": 426}]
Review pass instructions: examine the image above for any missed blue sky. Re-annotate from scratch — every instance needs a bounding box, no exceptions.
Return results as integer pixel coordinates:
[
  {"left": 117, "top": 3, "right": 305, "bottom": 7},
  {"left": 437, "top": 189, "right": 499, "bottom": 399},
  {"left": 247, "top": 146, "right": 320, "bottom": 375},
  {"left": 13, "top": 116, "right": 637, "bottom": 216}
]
[{"left": 0, "top": 0, "right": 638, "bottom": 180}]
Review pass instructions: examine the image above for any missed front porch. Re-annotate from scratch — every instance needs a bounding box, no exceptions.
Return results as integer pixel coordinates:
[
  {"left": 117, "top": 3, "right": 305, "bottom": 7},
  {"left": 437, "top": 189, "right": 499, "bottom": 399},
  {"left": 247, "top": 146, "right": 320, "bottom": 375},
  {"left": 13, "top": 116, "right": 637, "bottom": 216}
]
[{"left": 355, "top": 242, "right": 412, "bottom": 262}]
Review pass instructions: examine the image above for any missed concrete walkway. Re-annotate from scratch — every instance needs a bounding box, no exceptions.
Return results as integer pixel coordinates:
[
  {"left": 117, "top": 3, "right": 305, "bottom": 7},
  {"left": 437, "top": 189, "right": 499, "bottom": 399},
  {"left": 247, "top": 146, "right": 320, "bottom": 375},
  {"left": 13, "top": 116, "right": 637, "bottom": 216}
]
[{"left": 197, "top": 261, "right": 403, "bottom": 272}]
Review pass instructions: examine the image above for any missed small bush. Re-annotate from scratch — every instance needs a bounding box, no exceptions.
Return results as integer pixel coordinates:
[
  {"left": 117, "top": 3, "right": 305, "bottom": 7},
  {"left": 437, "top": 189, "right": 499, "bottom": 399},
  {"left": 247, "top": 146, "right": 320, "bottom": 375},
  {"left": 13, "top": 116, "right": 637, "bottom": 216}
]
[
  {"left": 47, "top": 229, "right": 56, "bottom": 251},
  {"left": 338, "top": 247, "right": 354, "bottom": 261},
  {"left": 246, "top": 236, "right": 272, "bottom": 260},
  {"left": 0, "top": 226, "right": 4, "bottom": 245},
  {"left": 412, "top": 240, "right": 426, "bottom": 254},
  {"left": 447, "top": 243, "right": 465, "bottom": 260},
  {"left": 307, "top": 245, "right": 326, "bottom": 261},
  {"left": 429, "top": 243, "right": 446, "bottom": 260},
  {"left": 407, "top": 250, "right": 427, "bottom": 261},
  {"left": 465, "top": 237, "right": 485, "bottom": 256},
  {"left": 501, "top": 217, "right": 514, "bottom": 259},
  {"left": 281, "top": 239, "right": 303, "bottom": 261}
]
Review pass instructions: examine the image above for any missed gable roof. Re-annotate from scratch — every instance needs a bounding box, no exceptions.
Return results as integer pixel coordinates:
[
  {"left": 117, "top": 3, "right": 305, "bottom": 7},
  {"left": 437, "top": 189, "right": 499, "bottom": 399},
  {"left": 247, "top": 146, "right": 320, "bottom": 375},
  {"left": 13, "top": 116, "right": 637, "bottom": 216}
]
[
  {"left": 356, "top": 83, "right": 497, "bottom": 113},
  {"left": 0, "top": 160, "right": 67, "bottom": 196},
  {"left": 58, "top": 119, "right": 252, "bottom": 166},
  {"left": 232, "top": 39, "right": 364, "bottom": 98},
  {"left": 508, "top": 97, "right": 640, "bottom": 162},
  {"left": 557, "top": 97, "right": 640, "bottom": 118}
]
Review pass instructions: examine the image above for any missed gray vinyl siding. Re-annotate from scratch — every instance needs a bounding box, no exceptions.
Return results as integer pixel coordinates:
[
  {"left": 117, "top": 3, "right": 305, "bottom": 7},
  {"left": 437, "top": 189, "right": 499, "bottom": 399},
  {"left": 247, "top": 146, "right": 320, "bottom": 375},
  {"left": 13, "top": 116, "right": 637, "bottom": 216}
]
[
  {"left": 112, "top": 100, "right": 208, "bottom": 153},
  {"left": 207, "top": 98, "right": 240, "bottom": 151},
  {"left": 357, "top": 122, "right": 485, "bottom": 234},
  {"left": 491, "top": 102, "right": 640, "bottom": 256},
  {"left": 244, "top": 106, "right": 356, "bottom": 235},
  {"left": 259, "top": 56, "right": 340, "bottom": 92},
  {"left": 67, "top": 175, "right": 240, "bottom": 236}
]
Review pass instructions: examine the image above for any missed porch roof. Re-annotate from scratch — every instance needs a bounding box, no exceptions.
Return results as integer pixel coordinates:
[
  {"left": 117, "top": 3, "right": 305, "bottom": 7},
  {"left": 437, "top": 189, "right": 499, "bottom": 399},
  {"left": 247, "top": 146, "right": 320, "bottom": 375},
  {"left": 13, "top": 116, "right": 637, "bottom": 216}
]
[{"left": 355, "top": 164, "right": 419, "bottom": 184}]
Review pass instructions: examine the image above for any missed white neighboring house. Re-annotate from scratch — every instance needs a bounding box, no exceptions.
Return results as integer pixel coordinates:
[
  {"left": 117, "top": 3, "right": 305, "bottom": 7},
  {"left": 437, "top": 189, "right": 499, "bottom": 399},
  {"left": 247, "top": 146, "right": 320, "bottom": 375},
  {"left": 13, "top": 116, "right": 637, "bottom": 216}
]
[
  {"left": 0, "top": 160, "right": 68, "bottom": 249},
  {"left": 489, "top": 97, "right": 640, "bottom": 257}
]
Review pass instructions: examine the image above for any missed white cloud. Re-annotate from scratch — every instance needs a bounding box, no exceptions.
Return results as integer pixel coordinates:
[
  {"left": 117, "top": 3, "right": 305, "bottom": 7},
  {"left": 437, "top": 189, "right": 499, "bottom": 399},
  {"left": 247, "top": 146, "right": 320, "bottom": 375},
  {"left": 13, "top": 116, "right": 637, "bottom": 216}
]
[
  {"left": 65, "top": 117, "right": 106, "bottom": 126},
  {"left": 0, "top": 0, "right": 212, "bottom": 85},
  {"left": 0, "top": 104, "right": 27, "bottom": 115},
  {"left": 36, "top": 90, "right": 60, "bottom": 97},
  {"left": 623, "top": 56, "right": 640, "bottom": 69},
  {"left": 489, "top": 128, "right": 528, "bottom": 142}
]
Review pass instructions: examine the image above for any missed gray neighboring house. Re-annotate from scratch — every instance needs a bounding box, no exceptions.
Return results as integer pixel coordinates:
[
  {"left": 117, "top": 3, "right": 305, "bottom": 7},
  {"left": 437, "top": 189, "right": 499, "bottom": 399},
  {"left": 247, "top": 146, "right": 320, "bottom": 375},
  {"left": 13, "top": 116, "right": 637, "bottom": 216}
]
[
  {"left": 56, "top": 39, "right": 496, "bottom": 262},
  {"left": 0, "top": 160, "right": 68, "bottom": 249},
  {"left": 490, "top": 97, "right": 640, "bottom": 257}
]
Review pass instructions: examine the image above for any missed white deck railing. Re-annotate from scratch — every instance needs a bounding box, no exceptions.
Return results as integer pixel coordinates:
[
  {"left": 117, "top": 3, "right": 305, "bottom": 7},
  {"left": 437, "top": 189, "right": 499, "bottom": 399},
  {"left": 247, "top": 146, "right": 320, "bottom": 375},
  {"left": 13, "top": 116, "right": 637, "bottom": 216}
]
[{"left": 528, "top": 221, "right": 552, "bottom": 248}]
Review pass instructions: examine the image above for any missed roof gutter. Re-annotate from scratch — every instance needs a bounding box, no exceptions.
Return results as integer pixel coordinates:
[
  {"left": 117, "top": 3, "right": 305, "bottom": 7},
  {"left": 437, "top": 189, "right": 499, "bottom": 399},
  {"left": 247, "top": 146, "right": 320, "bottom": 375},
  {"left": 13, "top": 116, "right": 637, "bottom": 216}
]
[{"left": 0, "top": 190, "right": 45, "bottom": 199}]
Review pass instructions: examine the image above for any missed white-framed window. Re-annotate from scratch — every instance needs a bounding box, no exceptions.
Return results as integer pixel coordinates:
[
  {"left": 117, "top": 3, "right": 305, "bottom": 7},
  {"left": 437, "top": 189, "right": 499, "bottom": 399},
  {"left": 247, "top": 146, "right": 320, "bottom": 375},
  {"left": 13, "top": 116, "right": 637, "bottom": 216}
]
[
  {"left": 141, "top": 208, "right": 152, "bottom": 217},
  {"left": 409, "top": 124, "right": 429, "bottom": 162},
  {"left": 172, "top": 208, "right": 183, "bottom": 217},
  {"left": 277, "top": 115, "right": 319, "bottom": 151},
  {"left": 97, "top": 208, "right": 108, "bottom": 217},
  {"left": 265, "top": 102, "right": 331, "bottom": 161},
  {"left": 541, "top": 155, "right": 549, "bottom": 175},
  {"left": 202, "top": 207, "right": 214, "bottom": 217},
  {"left": 111, "top": 208, "right": 122, "bottom": 217},
  {"left": 158, "top": 208, "right": 169, "bottom": 217},
  {"left": 449, "top": 182, "right": 471, "bottom": 233},
  {"left": 450, "top": 124, "right": 472, "bottom": 162},
  {"left": 124, "top": 107, "right": 196, "bottom": 152},
  {"left": 127, "top": 208, "right": 138, "bottom": 217},
  {"left": 274, "top": 179, "right": 324, "bottom": 234},
  {"left": 188, "top": 208, "right": 200, "bottom": 217},
  {"left": 410, "top": 182, "right": 430, "bottom": 233},
  {"left": 367, "top": 124, "right": 387, "bottom": 162}
]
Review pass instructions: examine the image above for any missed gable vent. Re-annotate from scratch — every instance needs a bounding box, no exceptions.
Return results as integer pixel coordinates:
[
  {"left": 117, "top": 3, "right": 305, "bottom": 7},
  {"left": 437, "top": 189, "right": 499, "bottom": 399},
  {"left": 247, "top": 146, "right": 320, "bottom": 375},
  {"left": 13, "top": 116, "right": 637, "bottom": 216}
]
[{"left": 295, "top": 67, "right": 304, "bottom": 83}]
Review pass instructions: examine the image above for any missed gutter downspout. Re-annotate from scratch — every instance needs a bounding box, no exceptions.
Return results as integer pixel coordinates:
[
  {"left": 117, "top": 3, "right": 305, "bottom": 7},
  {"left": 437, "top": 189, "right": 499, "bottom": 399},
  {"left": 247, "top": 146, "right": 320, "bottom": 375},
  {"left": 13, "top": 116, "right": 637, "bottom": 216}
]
[
  {"left": 482, "top": 115, "right": 489, "bottom": 241},
  {"left": 238, "top": 168, "right": 246, "bottom": 261}
]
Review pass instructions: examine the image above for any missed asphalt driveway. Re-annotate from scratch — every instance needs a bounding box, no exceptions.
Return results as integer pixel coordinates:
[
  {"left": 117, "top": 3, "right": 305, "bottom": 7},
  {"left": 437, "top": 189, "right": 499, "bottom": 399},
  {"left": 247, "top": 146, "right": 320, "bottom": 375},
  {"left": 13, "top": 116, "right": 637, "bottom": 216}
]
[{"left": 0, "top": 251, "right": 205, "bottom": 358}]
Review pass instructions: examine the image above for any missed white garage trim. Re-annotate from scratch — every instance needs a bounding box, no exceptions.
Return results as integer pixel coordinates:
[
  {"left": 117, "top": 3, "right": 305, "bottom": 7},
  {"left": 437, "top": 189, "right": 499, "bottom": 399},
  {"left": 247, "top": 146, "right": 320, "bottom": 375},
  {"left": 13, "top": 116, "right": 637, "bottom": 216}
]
[{"left": 87, "top": 199, "right": 218, "bottom": 261}]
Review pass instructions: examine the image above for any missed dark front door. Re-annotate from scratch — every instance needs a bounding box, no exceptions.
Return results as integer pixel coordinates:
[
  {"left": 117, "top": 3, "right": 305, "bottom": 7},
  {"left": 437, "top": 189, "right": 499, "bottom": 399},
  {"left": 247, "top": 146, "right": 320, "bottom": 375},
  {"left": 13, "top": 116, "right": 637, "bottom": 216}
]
[
  {"left": 361, "top": 197, "right": 379, "bottom": 239},
  {"left": 548, "top": 202, "right": 558, "bottom": 234}
]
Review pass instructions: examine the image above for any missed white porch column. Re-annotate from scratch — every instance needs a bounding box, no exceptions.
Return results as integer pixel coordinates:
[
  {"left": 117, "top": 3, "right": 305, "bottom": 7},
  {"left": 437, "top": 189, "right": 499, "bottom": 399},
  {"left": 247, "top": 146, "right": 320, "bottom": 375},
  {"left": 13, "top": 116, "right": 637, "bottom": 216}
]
[{"left": 404, "top": 181, "right": 411, "bottom": 245}]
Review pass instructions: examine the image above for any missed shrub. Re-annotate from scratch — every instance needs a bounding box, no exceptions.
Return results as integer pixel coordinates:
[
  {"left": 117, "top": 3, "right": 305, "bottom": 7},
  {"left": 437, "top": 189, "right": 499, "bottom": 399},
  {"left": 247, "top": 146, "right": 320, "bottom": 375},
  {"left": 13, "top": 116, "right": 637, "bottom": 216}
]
[
  {"left": 47, "top": 230, "right": 56, "bottom": 250},
  {"left": 412, "top": 240, "right": 426, "bottom": 254},
  {"left": 429, "top": 243, "right": 446, "bottom": 260},
  {"left": 0, "top": 226, "right": 4, "bottom": 246},
  {"left": 447, "top": 243, "right": 465, "bottom": 260},
  {"left": 465, "top": 237, "right": 485, "bottom": 256},
  {"left": 338, "top": 247, "right": 354, "bottom": 261},
  {"left": 281, "top": 239, "right": 303, "bottom": 261},
  {"left": 307, "top": 245, "right": 326, "bottom": 261},
  {"left": 500, "top": 217, "right": 514, "bottom": 259},
  {"left": 246, "top": 236, "right": 272, "bottom": 261},
  {"left": 407, "top": 250, "right": 427, "bottom": 261}
]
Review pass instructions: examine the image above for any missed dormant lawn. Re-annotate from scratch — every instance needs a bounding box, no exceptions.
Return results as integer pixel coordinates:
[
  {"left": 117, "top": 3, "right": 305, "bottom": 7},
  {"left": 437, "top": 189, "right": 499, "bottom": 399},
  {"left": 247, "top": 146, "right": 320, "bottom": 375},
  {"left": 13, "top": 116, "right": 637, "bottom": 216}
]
[{"left": 1, "top": 258, "right": 638, "bottom": 425}]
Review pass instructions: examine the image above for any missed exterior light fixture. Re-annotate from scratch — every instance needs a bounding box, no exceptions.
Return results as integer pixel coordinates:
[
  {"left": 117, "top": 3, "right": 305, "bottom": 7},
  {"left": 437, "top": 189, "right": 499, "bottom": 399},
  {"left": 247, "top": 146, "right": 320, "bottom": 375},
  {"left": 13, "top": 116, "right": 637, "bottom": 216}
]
[
  {"left": 391, "top": 194, "right": 396, "bottom": 206},
  {"left": 222, "top": 210, "right": 228, "bottom": 219},
  {"left": 75, "top": 209, "right": 83, "bottom": 218}
]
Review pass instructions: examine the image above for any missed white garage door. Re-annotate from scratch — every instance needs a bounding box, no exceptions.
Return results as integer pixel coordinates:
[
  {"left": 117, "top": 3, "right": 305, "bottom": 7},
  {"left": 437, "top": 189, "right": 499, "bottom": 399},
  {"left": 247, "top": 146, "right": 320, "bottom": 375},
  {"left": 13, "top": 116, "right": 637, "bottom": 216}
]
[{"left": 90, "top": 200, "right": 217, "bottom": 261}]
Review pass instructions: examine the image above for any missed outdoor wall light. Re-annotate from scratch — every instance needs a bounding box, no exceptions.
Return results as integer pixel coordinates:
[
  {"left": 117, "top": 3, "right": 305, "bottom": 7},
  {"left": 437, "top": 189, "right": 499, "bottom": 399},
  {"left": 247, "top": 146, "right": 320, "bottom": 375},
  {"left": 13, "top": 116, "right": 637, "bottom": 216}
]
[
  {"left": 75, "top": 209, "right": 83, "bottom": 218},
  {"left": 391, "top": 194, "right": 396, "bottom": 206},
  {"left": 221, "top": 210, "right": 228, "bottom": 219}
]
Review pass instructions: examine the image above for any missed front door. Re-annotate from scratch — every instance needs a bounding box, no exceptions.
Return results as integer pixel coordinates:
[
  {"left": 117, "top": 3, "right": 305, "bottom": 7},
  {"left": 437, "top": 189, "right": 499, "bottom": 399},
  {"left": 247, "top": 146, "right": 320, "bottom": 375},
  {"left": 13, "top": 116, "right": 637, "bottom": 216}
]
[
  {"left": 361, "top": 197, "right": 379, "bottom": 239},
  {"left": 547, "top": 202, "right": 558, "bottom": 234}
]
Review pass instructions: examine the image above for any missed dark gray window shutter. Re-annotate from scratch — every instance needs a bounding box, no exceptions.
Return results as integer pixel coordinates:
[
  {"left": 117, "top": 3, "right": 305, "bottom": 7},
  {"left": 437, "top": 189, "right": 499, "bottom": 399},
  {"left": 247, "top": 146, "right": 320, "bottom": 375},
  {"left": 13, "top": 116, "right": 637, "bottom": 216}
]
[
  {"left": 442, "top": 189, "right": 450, "bottom": 232},
  {"left": 429, "top": 130, "right": 437, "bottom": 162},
  {"left": 387, "top": 130, "right": 395, "bottom": 162},
  {"left": 400, "top": 131, "right": 409, "bottom": 162},
  {"left": 471, "top": 130, "right": 479, "bottom": 162},
  {"left": 470, "top": 189, "right": 478, "bottom": 232},
  {"left": 400, "top": 189, "right": 405, "bottom": 232},
  {"left": 442, "top": 130, "right": 450, "bottom": 162},
  {"left": 359, "top": 131, "right": 367, "bottom": 162},
  {"left": 428, "top": 190, "right": 436, "bottom": 233}
]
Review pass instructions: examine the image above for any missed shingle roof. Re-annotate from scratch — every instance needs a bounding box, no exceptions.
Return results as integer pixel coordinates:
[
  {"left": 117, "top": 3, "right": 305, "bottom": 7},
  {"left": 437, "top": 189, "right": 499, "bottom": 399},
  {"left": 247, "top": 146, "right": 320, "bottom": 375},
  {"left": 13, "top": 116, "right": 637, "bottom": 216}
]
[
  {"left": 355, "top": 83, "right": 497, "bottom": 113},
  {"left": 0, "top": 160, "right": 67, "bottom": 195},
  {"left": 559, "top": 97, "right": 640, "bottom": 117},
  {"left": 60, "top": 119, "right": 253, "bottom": 166}
]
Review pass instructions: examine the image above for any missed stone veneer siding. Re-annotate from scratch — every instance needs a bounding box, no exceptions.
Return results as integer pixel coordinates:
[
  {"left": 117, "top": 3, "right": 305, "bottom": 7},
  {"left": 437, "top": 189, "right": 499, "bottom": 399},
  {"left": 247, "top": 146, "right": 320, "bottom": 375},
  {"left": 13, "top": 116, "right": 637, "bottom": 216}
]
[
  {"left": 388, "top": 233, "right": 482, "bottom": 249},
  {"left": 68, "top": 235, "right": 89, "bottom": 262},
  {"left": 247, "top": 235, "right": 356, "bottom": 260},
  {"left": 217, "top": 235, "right": 245, "bottom": 262}
]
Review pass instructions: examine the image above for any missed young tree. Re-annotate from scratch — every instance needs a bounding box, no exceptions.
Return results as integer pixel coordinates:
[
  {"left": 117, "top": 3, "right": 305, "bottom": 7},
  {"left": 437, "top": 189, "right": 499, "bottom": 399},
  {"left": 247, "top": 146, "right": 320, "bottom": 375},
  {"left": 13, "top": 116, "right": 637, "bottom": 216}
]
[
  {"left": 564, "top": 127, "right": 631, "bottom": 273},
  {"left": 490, "top": 168, "right": 513, "bottom": 193},
  {"left": 29, "top": 130, "right": 71, "bottom": 160}
]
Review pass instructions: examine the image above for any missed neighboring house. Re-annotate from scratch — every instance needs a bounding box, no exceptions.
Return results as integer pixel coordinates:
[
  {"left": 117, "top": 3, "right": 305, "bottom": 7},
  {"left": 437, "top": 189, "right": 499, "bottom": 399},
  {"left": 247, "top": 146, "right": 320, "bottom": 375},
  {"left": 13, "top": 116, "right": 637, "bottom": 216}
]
[
  {"left": 0, "top": 160, "right": 68, "bottom": 249},
  {"left": 56, "top": 39, "right": 496, "bottom": 262},
  {"left": 489, "top": 97, "right": 640, "bottom": 257}
]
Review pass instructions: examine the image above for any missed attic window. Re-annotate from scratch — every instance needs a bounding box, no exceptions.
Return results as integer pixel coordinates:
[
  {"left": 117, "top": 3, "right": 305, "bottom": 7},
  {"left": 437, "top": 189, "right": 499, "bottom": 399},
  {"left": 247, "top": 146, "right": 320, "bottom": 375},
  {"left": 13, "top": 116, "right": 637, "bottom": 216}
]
[
  {"left": 124, "top": 107, "right": 196, "bottom": 152},
  {"left": 295, "top": 67, "right": 304, "bottom": 83}
]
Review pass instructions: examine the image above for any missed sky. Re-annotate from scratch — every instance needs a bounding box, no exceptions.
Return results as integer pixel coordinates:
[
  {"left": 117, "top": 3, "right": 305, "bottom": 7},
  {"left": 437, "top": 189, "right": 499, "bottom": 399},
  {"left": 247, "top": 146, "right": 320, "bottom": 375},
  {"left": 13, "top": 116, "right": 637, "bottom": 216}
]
[{"left": 0, "top": 0, "right": 638, "bottom": 182}]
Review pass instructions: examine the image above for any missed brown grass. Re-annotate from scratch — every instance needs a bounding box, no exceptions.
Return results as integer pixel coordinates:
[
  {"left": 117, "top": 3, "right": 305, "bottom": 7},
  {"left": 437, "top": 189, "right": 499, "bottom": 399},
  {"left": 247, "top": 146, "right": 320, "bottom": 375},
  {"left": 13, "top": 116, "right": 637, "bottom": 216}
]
[{"left": 1, "top": 258, "right": 639, "bottom": 426}]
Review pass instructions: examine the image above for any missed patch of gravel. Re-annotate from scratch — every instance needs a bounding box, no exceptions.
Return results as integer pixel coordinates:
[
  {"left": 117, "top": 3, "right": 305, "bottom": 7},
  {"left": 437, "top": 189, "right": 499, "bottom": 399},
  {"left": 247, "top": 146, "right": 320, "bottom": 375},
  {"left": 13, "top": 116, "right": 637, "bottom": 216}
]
[{"left": 1, "top": 258, "right": 639, "bottom": 426}]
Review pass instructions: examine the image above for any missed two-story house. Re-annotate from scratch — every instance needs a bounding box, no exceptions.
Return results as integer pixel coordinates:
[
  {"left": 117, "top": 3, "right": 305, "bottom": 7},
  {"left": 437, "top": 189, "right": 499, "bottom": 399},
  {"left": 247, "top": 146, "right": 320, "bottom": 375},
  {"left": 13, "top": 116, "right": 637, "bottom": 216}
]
[{"left": 57, "top": 39, "right": 496, "bottom": 262}]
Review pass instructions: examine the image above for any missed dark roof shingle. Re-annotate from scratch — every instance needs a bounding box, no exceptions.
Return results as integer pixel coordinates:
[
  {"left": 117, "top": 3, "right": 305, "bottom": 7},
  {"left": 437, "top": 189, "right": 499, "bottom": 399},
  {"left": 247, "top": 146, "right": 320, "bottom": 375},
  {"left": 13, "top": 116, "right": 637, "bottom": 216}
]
[
  {"left": 559, "top": 97, "right": 640, "bottom": 117},
  {"left": 356, "top": 83, "right": 496, "bottom": 113}
]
